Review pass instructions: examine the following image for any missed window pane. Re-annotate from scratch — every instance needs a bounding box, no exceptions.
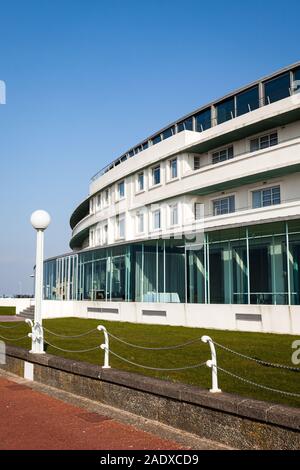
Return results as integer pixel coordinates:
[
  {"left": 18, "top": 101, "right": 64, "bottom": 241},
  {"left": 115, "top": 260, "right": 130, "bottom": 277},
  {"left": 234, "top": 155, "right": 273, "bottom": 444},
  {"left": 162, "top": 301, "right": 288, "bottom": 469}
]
[
  {"left": 152, "top": 166, "right": 160, "bottom": 185},
  {"left": 252, "top": 190, "right": 261, "bottom": 208},
  {"left": 162, "top": 127, "right": 174, "bottom": 140},
  {"left": 138, "top": 173, "right": 144, "bottom": 190},
  {"left": 194, "top": 156, "right": 200, "bottom": 170},
  {"left": 236, "top": 86, "right": 259, "bottom": 116},
  {"left": 294, "top": 68, "right": 300, "bottom": 93},
  {"left": 250, "top": 138, "right": 259, "bottom": 152},
  {"left": 195, "top": 108, "right": 211, "bottom": 131},
  {"left": 216, "top": 98, "right": 235, "bottom": 124},
  {"left": 170, "top": 158, "right": 177, "bottom": 178},
  {"left": 264, "top": 72, "right": 290, "bottom": 104},
  {"left": 152, "top": 134, "right": 161, "bottom": 145},
  {"left": 270, "top": 133, "right": 278, "bottom": 146},
  {"left": 177, "top": 117, "right": 193, "bottom": 132}
]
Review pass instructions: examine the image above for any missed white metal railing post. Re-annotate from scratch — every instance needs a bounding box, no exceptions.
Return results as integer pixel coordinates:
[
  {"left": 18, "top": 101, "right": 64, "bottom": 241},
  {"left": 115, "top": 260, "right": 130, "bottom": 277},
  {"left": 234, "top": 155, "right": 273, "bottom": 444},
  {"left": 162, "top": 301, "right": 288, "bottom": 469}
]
[
  {"left": 97, "top": 325, "right": 111, "bottom": 368},
  {"left": 201, "top": 335, "right": 221, "bottom": 393}
]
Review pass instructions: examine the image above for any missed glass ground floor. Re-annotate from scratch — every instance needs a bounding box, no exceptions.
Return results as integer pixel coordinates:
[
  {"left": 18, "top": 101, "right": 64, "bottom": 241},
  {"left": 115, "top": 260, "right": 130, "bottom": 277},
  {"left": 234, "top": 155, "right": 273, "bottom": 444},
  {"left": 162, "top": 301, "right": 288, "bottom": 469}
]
[{"left": 44, "top": 220, "right": 300, "bottom": 305}]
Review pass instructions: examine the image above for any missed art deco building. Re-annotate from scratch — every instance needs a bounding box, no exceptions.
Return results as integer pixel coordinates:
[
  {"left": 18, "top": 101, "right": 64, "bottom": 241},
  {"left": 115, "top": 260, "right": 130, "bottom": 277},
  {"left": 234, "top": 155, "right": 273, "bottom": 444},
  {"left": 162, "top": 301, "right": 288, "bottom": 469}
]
[{"left": 43, "top": 63, "right": 300, "bottom": 332}]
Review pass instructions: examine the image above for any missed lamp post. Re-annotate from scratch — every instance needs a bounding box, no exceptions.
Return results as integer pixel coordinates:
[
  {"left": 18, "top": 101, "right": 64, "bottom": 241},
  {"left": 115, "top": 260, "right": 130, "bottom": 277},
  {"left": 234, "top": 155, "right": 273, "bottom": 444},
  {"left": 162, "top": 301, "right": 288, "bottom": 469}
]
[{"left": 29, "top": 210, "right": 51, "bottom": 354}]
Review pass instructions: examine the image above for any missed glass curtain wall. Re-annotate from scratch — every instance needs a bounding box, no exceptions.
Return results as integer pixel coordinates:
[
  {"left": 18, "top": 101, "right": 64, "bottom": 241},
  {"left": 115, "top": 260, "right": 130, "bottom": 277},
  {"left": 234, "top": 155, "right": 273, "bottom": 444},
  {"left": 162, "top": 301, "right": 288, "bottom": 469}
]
[{"left": 43, "top": 220, "right": 300, "bottom": 305}]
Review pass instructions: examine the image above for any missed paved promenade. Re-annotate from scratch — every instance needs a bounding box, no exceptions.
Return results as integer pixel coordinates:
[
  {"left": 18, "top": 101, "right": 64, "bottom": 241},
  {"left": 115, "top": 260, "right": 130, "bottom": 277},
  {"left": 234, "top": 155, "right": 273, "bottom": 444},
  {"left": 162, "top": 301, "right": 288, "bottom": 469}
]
[{"left": 0, "top": 376, "right": 185, "bottom": 450}]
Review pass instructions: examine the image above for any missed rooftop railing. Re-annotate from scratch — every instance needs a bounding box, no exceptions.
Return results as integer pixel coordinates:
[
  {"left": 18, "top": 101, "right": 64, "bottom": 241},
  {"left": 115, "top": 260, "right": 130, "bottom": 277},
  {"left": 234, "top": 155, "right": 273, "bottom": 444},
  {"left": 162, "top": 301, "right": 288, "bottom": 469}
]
[{"left": 90, "top": 77, "right": 300, "bottom": 183}]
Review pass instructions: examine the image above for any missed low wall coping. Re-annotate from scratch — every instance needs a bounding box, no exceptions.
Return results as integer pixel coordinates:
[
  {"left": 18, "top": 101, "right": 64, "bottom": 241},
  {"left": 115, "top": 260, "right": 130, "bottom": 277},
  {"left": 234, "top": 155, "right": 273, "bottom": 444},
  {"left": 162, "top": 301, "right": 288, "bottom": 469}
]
[{"left": 5, "top": 344, "right": 300, "bottom": 433}]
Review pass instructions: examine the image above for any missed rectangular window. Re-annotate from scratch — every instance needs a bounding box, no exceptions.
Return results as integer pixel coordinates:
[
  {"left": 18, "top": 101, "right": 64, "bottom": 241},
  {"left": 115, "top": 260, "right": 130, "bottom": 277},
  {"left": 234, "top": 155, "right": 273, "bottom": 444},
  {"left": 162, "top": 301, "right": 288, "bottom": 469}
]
[
  {"left": 137, "top": 172, "right": 144, "bottom": 191},
  {"left": 104, "top": 189, "right": 109, "bottom": 205},
  {"left": 177, "top": 117, "right": 193, "bottom": 132},
  {"left": 152, "top": 134, "right": 162, "bottom": 145},
  {"left": 264, "top": 72, "right": 290, "bottom": 104},
  {"left": 136, "top": 212, "right": 144, "bottom": 233},
  {"left": 236, "top": 86, "right": 259, "bottom": 116},
  {"left": 193, "top": 156, "right": 200, "bottom": 170},
  {"left": 212, "top": 146, "right": 234, "bottom": 164},
  {"left": 252, "top": 186, "right": 281, "bottom": 209},
  {"left": 103, "top": 224, "right": 108, "bottom": 244},
  {"left": 142, "top": 141, "right": 149, "bottom": 150},
  {"left": 90, "top": 198, "right": 94, "bottom": 213},
  {"left": 293, "top": 68, "right": 300, "bottom": 93},
  {"left": 162, "top": 127, "right": 174, "bottom": 140},
  {"left": 213, "top": 196, "right": 235, "bottom": 216},
  {"left": 97, "top": 194, "right": 101, "bottom": 208},
  {"left": 250, "top": 131, "right": 278, "bottom": 152},
  {"left": 153, "top": 209, "right": 161, "bottom": 230},
  {"left": 152, "top": 165, "right": 161, "bottom": 185},
  {"left": 117, "top": 215, "right": 125, "bottom": 239},
  {"left": 216, "top": 97, "right": 235, "bottom": 124},
  {"left": 170, "top": 158, "right": 178, "bottom": 179},
  {"left": 194, "top": 203, "right": 202, "bottom": 220},
  {"left": 195, "top": 108, "right": 211, "bottom": 132},
  {"left": 118, "top": 180, "right": 125, "bottom": 199},
  {"left": 170, "top": 204, "right": 178, "bottom": 226}
]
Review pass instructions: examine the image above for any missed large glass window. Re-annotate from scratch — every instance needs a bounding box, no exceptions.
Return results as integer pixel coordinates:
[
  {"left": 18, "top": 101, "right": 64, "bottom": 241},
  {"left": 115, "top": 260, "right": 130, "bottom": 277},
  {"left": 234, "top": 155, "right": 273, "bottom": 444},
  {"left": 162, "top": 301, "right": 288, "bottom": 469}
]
[
  {"left": 236, "top": 86, "right": 259, "bottom": 116},
  {"left": 152, "top": 134, "right": 162, "bottom": 145},
  {"left": 45, "top": 220, "right": 300, "bottom": 306},
  {"left": 212, "top": 146, "right": 233, "bottom": 164},
  {"left": 216, "top": 97, "right": 235, "bottom": 124},
  {"left": 252, "top": 186, "right": 281, "bottom": 209},
  {"left": 250, "top": 131, "right": 278, "bottom": 152},
  {"left": 162, "top": 127, "right": 175, "bottom": 140},
  {"left": 152, "top": 165, "right": 161, "bottom": 185},
  {"left": 264, "top": 72, "right": 290, "bottom": 104},
  {"left": 293, "top": 68, "right": 300, "bottom": 93},
  {"left": 177, "top": 117, "right": 193, "bottom": 132},
  {"left": 195, "top": 108, "right": 211, "bottom": 132},
  {"left": 213, "top": 196, "right": 235, "bottom": 216}
]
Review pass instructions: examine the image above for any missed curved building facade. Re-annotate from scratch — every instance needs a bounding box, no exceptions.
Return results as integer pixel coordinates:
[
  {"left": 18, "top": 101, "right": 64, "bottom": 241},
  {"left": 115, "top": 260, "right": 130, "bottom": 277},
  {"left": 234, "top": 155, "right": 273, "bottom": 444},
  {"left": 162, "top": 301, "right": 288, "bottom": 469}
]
[{"left": 43, "top": 62, "right": 300, "bottom": 332}]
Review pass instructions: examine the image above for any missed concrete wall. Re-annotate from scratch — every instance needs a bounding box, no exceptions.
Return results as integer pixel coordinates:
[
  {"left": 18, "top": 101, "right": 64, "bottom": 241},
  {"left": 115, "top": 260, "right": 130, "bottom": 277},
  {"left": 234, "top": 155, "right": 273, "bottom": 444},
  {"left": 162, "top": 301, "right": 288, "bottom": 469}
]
[
  {"left": 2, "top": 297, "right": 300, "bottom": 334},
  {"left": 0, "top": 298, "right": 32, "bottom": 315},
  {"left": 38, "top": 300, "right": 300, "bottom": 335},
  {"left": 1, "top": 345, "right": 300, "bottom": 450}
]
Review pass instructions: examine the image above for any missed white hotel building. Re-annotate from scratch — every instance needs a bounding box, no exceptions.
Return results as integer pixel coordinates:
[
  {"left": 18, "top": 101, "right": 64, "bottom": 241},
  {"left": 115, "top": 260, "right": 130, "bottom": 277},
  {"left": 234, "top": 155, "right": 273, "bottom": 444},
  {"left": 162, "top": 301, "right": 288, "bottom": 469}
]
[{"left": 42, "top": 63, "right": 300, "bottom": 334}]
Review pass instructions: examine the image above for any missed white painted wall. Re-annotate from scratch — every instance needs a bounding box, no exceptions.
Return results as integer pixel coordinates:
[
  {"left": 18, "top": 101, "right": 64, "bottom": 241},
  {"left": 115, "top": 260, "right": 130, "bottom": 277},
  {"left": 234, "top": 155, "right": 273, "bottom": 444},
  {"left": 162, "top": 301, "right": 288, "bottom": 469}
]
[
  {"left": 37, "top": 300, "right": 300, "bottom": 335},
  {"left": 0, "top": 298, "right": 32, "bottom": 314}
]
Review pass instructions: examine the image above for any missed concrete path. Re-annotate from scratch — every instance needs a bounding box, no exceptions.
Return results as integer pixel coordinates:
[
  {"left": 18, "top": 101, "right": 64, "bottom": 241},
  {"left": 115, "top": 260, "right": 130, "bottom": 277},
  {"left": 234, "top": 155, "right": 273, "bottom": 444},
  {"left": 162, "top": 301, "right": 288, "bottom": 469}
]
[
  {"left": 0, "top": 316, "right": 25, "bottom": 322},
  {"left": 0, "top": 371, "right": 230, "bottom": 450}
]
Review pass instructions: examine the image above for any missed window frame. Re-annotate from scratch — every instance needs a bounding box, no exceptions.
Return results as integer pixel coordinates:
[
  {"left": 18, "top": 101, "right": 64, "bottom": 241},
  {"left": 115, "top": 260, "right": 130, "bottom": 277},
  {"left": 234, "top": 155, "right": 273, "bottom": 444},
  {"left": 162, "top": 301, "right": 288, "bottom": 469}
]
[
  {"left": 212, "top": 195, "right": 235, "bottom": 216},
  {"left": 250, "top": 131, "right": 278, "bottom": 152},
  {"left": 152, "top": 209, "right": 161, "bottom": 231},
  {"left": 137, "top": 172, "right": 144, "bottom": 192},
  {"left": 211, "top": 145, "right": 234, "bottom": 165},
  {"left": 169, "top": 157, "right": 178, "bottom": 180},
  {"left": 251, "top": 185, "right": 281, "bottom": 209},
  {"left": 151, "top": 165, "right": 161, "bottom": 186},
  {"left": 169, "top": 203, "right": 179, "bottom": 227}
]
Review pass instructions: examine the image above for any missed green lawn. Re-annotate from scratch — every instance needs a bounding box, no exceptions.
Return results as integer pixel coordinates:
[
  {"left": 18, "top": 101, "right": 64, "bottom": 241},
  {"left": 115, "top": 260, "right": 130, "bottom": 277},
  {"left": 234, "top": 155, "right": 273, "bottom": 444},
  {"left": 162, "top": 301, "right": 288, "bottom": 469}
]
[
  {"left": 0, "top": 316, "right": 299, "bottom": 408},
  {"left": 0, "top": 306, "right": 16, "bottom": 316}
]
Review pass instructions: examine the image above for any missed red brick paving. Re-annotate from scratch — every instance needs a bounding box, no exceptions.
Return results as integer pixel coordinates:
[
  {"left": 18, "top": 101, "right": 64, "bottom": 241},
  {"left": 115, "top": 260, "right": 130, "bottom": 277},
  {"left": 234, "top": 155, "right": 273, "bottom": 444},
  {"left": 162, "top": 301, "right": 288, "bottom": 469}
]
[{"left": 0, "top": 377, "right": 183, "bottom": 450}]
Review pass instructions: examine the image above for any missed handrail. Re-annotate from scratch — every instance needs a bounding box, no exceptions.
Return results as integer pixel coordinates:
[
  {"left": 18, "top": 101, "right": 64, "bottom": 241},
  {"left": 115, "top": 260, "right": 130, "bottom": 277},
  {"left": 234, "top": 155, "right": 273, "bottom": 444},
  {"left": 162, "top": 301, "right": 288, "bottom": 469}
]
[{"left": 90, "top": 82, "right": 300, "bottom": 183}]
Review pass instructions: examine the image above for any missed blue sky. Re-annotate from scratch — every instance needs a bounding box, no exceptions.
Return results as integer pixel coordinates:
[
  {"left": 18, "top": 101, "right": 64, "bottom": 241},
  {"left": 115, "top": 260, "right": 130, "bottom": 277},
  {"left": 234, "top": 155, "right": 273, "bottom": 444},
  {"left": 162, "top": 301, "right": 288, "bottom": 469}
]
[{"left": 0, "top": 0, "right": 300, "bottom": 295}]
